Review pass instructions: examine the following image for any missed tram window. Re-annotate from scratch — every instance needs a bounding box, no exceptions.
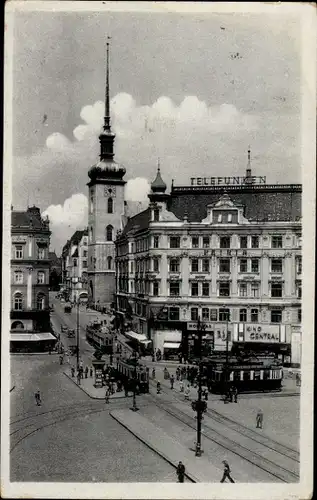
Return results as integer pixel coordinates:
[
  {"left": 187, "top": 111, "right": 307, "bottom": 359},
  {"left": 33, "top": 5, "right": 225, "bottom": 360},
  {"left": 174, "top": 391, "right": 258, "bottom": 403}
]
[
  {"left": 243, "top": 371, "right": 251, "bottom": 381},
  {"left": 263, "top": 369, "right": 270, "bottom": 380},
  {"left": 254, "top": 370, "right": 261, "bottom": 380},
  {"left": 233, "top": 371, "right": 240, "bottom": 381}
]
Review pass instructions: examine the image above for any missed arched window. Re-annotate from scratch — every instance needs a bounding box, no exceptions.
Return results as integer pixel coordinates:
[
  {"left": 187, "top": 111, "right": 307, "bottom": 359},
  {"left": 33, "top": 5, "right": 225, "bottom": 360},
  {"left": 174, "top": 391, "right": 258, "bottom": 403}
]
[
  {"left": 106, "top": 225, "right": 113, "bottom": 242},
  {"left": 107, "top": 198, "right": 113, "bottom": 214},
  {"left": 13, "top": 292, "right": 23, "bottom": 311},
  {"left": 11, "top": 321, "right": 24, "bottom": 330},
  {"left": 107, "top": 256, "right": 112, "bottom": 270},
  {"left": 37, "top": 293, "right": 45, "bottom": 311}
]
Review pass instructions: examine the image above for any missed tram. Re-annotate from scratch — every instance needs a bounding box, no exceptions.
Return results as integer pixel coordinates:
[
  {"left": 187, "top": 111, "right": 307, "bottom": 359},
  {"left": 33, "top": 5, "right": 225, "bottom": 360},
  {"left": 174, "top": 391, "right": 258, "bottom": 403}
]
[
  {"left": 86, "top": 321, "right": 113, "bottom": 355},
  {"left": 203, "top": 355, "right": 283, "bottom": 394},
  {"left": 116, "top": 358, "right": 150, "bottom": 394}
]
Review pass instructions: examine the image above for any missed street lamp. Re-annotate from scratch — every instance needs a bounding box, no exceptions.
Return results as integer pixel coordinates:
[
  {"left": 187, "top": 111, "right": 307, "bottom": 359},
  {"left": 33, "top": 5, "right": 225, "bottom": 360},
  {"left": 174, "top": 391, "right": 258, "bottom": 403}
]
[
  {"left": 222, "top": 305, "right": 230, "bottom": 395},
  {"left": 191, "top": 316, "right": 207, "bottom": 457},
  {"left": 71, "top": 276, "right": 81, "bottom": 370},
  {"left": 130, "top": 349, "right": 139, "bottom": 412}
]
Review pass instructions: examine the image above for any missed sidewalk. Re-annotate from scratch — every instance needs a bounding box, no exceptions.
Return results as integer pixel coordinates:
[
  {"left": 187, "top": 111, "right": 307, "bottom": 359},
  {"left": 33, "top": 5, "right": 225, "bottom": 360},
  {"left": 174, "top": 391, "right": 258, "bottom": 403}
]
[
  {"left": 63, "top": 368, "right": 133, "bottom": 400},
  {"left": 110, "top": 408, "right": 222, "bottom": 483}
]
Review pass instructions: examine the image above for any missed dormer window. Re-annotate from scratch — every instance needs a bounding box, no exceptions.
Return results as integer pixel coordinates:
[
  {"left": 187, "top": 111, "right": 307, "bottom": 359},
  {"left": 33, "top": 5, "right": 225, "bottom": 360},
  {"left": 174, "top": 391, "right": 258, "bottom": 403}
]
[
  {"left": 217, "top": 214, "right": 222, "bottom": 223},
  {"left": 227, "top": 213, "right": 232, "bottom": 223},
  {"left": 153, "top": 208, "right": 160, "bottom": 222}
]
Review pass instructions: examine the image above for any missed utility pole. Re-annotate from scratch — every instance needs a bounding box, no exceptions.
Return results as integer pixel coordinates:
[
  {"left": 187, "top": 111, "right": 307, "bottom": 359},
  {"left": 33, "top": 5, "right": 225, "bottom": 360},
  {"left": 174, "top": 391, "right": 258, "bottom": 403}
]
[
  {"left": 192, "top": 317, "right": 207, "bottom": 457},
  {"left": 76, "top": 299, "right": 80, "bottom": 370},
  {"left": 130, "top": 349, "right": 139, "bottom": 412}
]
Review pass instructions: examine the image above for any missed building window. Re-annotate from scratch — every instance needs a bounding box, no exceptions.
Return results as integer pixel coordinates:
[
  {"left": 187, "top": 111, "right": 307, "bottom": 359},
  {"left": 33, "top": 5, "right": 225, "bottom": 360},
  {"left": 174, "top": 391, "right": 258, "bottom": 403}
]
[
  {"left": 217, "top": 213, "right": 222, "bottom": 223},
  {"left": 191, "top": 259, "right": 199, "bottom": 273},
  {"left": 153, "top": 235, "right": 159, "bottom": 248},
  {"left": 239, "top": 259, "right": 248, "bottom": 273},
  {"left": 202, "top": 282, "right": 210, "bottom": 297},
  {"left": 239, "top": 308, "right": 247, "bottom": 322},
  {"left": 37, "top": 247, "right": 45, "bottom": 260},
  {"left": 227, "top": 213, "right": 232, "bottom": 223},
  {"left": 251, "top": 282, "right": 260, "bottom": 298},
  {"left": 298, "top": 308, "right": 302, "bottom": 322},
  {"left": 296, "top": 256, "right": 302, "bottom": 274},
  {"left": 37, "top": 271, "right": 45, "bottom": 284},
  {"left": 271, "top": 282, "right": 283, "bottom": 298},
  {"left": 191, "top": 307, "right": 199, "bottom": 321},
  {"left": 130, "top": 261, "right": 134, "bottom": 273},
  {"left": 192, "top": 236, "right": 199, "bottom": 248},
  {"left": 153, "top": 208, "right": 160, "bottom": 222},
  {"left": 251, "top": 308, "right": 259, "bottom": 322},
  {"left": 73, "top": 258, "right": 78, "bottom": 267},
  {"left": 13, "top": 293, "right": 23, "bottom": 310},
  {"left": 107, "top": 198, "right": 113, "bottom": 214},
  {"left": 239, "top": 282, "right": 248, "bottom": 297},
  {"left": 251, "top": 236, "right": 259, "bottom": 248},
  {"left": 153, "top": 258, "right": 159, "bottom": 272},
  {"left": 169, "top": 281, "right": 180, "bottom": 297},
  {"left": 272, "top": 235, "right": 283, "bottom": 248},
  {"left": 210, "top": 309, "right": 218, "bottom": 321},
  {"left": 170, "top": 236, "right": 180, "bottom": 248},
  {"left": 106, "top": 225, "right": 113, "bottom": 242},
  {"left": 37, "top": 293, "right": 45, "bottom": 310},
  {"left": 219, "top": 281, "right": 230, "bottom": 297},
  {"left": 153, "top": 282, "right": 159, "bottom": 296},
  {"left": 170, "top": 258, "right": 179, "bottom": 273},
  {"left": 296, "top": 282, "right": 302, "bottom": 299},
  {"left": 219, "top": 308, "right": 230, "bottom": 322},
  {"left": 219, "top": 258, "right": 230, "bottom": 273},
  {"left": 202, "top": 308, "right": 209, "bottom": 320},
  {"left": 240, "top": 236, "right": 248, "bottom": 248},
  {"left": 15, "top": 245, "right": 23, "bottom": 259},
  {"left": 220, "top": 236, "right": 230, "bottom": 249},
  {"left": 271, "top": 258, "right": 283, "bottom": 273},
  {"left": 251, "top": 258, "right": 259, "bottom": 273},
  {"left": 169, "top": 307, "right": 180, "bottom": 321},
  {"left": 202, "top": 259, "right": 210, "bottom": 273},
  {"left": 14, "top": 271, "right": 23, "bottom": 284},
  {"left": 83, "top": 250, "right": 88, "bottom": 257},
  {"left": 191, "top": 282, "right": 199, "bottom": 297},
  {"left": 271, "top": 309, "right": 282, "bottom": 323},
  {"left": 202, "top": 236, "right": 210, "bottom": 248},
  {"left": 107, "top": 256, "right": 112, "bottom": 270},
  {"left": 83, "top": 260, "right": 88, "bottom": 268}
]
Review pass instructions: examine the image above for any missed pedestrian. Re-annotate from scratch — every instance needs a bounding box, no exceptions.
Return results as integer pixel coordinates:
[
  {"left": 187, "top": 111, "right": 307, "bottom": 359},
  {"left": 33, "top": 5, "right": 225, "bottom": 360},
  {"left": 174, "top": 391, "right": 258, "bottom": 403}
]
[
  {"left": 156, "top": 381, "right": 161, "bottom": 394},
  {"left": 34, "top": 390, "right": 41, "bottom": 406},
  {"left": 179, "top": 380, "right": 184, "bottom": 393},
  {"left": 184, "top": 384, "right": 190, "bottom": 400},
  {"left": 176, "top": 461, "right": 185, "bottom": 483},
  {"left": 203, "top": 388, "right": 209, "bottom": 401},
  {"left": 229, "top": 386, "right": 233, "bottom": 403},
  {"left": 152, "top": 368, "right": 156, "bottom": 380},
  {"left": 232, "top": 386, "right": 238, "bottom": 403},
  {"left": 77, "top": 371, "right": 81, "bottom": 385},
  {"left": 220, "top": 460, "right": 235, "bottom": 483},
  {"left": 105, "top": 387, "right": 110, "bottom": 404},
  {"left": 256, "top": 409, "right": 263, "bottom": 429},
  {"left": 71, "top": 366, "right": 75, "bottom": 378},
  {"left": 296, "top": 373, "right": 301, "bottom": 387},
  {"left": 85, "top": 367, "right": 88, "bottom": 379},
  {"left": 170, "top": 374, "right": 175, "bottom": 389},
  {"left": 59, "top": 354, "right": 63, "bottom": 365},
  {"left": 90, "top": 367, "right": 93, "bottom": 377}
]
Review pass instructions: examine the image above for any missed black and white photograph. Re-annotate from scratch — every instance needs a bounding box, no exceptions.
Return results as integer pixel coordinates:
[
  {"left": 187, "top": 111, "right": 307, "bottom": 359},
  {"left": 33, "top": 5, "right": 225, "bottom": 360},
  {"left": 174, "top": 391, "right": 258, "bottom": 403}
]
[{"left": 1, "top": 2, "right": 315, "bottom": 499}]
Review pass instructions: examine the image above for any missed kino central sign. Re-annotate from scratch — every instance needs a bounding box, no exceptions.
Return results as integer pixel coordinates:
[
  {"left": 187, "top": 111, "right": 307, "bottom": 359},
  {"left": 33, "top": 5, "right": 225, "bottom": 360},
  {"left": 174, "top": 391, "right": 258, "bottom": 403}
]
[{"left": 190, "top": 176, "right": 266, "bottom": 187}]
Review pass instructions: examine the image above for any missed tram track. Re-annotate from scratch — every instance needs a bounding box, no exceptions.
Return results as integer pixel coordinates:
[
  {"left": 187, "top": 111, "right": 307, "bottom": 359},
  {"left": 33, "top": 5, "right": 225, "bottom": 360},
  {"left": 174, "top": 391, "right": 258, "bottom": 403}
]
[{"left": 148, "top": 391, "right": 299, "bottom": 483}]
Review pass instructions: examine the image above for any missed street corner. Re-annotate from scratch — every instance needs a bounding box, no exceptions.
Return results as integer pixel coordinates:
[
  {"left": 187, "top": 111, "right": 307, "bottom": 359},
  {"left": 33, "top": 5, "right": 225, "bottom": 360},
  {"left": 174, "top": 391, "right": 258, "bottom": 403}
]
[{"left": 63, "top": 370, "right": 104, "bottom": 399}]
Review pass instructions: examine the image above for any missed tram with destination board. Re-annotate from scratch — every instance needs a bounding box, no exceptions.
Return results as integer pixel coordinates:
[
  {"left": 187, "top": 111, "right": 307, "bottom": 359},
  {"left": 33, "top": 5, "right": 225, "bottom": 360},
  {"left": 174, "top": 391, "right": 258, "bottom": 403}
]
[
  {"left": 116, "top": 358, "right": 150, "bottom": 394},
  {"left": 86, "top": 321, "right": 113, "bottom": 354},
  {"left": 202, "top": 355, "right": 283, "bottom": 394}
]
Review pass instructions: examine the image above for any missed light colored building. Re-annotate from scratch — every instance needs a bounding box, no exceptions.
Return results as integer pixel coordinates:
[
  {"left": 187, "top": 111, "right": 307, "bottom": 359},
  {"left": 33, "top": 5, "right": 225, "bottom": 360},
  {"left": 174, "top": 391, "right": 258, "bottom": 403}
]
[
  {"left": 62, "top": 229, "right": 88, "bottom": 302},
  {"left": 116, "top": 163, "right": 302, "bottom": 366},
  {"left": 10, "top": 206, "right": 56, "bottom": 351}
]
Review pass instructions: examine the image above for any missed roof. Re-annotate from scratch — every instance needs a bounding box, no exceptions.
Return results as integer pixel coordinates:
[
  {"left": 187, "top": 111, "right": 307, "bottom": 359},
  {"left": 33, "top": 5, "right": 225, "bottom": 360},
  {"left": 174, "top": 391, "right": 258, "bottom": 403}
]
[
  {"left": 69, "top": 229, "right": 88, "bottom": 246},
  {"left": 11, "top": 206, "right": 50, "bottom": 231},
  {"left": 168, "top": 185, "right": 301, "bottom": 223},
  {"left": 151, "top": 167, "right": 167, "bottom": 192},
  {"left": 121, "top": 208, "right": 151, "bottom": 236}
]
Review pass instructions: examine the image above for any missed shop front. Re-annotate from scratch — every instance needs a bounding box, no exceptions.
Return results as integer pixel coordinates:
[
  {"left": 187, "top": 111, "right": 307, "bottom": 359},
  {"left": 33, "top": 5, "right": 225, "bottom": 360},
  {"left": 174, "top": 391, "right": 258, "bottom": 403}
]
[
  {"left": 10, "top": 331, "right": 57, "bottom": 353},
  {"left": 187, "top": 321, "right": 234, "bottom": 357},
  {"left": 152, "top": 329, "right": 182, "bottom": 361}
]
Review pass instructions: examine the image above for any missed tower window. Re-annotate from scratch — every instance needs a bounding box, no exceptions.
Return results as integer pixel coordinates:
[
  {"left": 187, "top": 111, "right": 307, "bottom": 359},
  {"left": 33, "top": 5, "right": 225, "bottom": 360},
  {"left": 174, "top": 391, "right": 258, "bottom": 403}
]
[
  {"left": 107, "top": 256, "right": 112, "bottom": 270},
  {"left": 153, "top": 208, "right": 160, "bottom": 222},
  {"left": 106, "top": 225, "right": 113, "bottom": 242},
  {"left": 107, "top": 198, "right": 113, "bottom": 214}
]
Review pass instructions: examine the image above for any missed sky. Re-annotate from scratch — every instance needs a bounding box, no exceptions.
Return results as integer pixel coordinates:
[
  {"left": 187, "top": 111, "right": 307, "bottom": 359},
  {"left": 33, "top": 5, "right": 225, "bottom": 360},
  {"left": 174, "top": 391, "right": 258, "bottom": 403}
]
[{"left": 9, "top": 6, "right": 302, "bottom": 252}]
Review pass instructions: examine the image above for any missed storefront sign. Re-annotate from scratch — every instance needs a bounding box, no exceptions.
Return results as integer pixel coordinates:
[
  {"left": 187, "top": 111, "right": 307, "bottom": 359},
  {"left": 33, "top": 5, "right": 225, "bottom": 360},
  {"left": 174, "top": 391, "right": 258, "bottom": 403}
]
[
  {"left": 190, "top": 176, "right": 266, "bottom": 187},
  {"left": 187, "top": 322, "right": 231, "bottom": 342},
  {"left": 244, "top": 324, "right": 280, "bottom": 343}
]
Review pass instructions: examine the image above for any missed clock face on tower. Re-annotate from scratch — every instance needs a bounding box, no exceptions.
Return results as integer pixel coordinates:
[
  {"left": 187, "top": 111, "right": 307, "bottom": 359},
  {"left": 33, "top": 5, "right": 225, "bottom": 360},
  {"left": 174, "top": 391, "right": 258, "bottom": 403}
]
[{"left": 104, "top": 187, "right": 116, "bottom": 197}]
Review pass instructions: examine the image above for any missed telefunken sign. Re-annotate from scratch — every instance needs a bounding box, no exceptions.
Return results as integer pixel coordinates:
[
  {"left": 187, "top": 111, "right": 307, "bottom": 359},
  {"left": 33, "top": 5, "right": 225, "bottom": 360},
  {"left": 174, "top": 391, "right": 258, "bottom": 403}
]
[{"left": 190, "top": 176, "right": 266, "bottom": 187}]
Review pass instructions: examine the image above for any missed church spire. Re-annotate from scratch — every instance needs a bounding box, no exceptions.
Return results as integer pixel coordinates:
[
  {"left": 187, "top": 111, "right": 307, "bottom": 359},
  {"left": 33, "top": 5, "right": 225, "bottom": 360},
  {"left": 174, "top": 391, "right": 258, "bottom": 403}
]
[
  {"left": 99, "top": 36, "right": 115, "bottom": 161},
  {"left": 246, "top": 146, "right": 252, "bottom": 178}
]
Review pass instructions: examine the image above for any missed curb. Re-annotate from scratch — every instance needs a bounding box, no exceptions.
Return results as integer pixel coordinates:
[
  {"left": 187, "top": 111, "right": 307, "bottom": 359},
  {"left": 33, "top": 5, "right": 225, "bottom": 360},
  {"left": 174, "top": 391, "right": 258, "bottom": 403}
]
[
  {"left": 63, "top": 372, "right": 133, "bottom": 400},
  {"left": 110, "top": 411, "right": 196, "bottom": 483}
]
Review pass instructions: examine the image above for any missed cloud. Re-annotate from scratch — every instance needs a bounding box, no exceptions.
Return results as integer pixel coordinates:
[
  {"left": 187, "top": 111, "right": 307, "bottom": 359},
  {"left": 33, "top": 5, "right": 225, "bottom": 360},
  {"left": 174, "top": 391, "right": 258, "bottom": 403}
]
[{"left": 125, "top": 177, "right": 151, "bottom": 202}]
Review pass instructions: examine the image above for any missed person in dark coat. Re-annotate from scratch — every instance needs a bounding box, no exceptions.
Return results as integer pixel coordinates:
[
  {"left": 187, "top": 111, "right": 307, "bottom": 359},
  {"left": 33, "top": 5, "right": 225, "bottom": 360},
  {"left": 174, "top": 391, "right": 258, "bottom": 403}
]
[
  {"left": 170, "top": 374, "right": 175, "bottom": 389},
  {"left": 220, "top": 460, "right": 235, "bottom": 483},
  {"left": 176, "top": 461, "right": 185, "bottom": 483},
  {"left": 256, "top": 409, "right": 263, "bottom": 429},
  {"left": 152, "top": 368, "right": 156, "bottom": 379},
  {"left": 85, "top": 367, "right": 88, "bottom": 379},
  {"left": 90, "top": 367, "right": 93, "bottom": 377},
  {"left": 232, "top": 386, "right": 238, "bottom": 403},
  {"left": 157, "top": 381, "right": 161, "bottom": 394},
  {"left": 71, "top": 366, "right": 75, "bottom": 378},
  {"left": 34, "top": 390, "right": 41, "bottom": 406}
]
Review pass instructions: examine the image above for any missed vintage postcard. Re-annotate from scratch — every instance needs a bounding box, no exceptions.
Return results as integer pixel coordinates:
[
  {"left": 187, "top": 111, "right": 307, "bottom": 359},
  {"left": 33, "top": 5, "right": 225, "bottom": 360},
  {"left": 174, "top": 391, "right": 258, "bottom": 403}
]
[{"left": 1, "top": 1, "right": 315, "bottom": 499}]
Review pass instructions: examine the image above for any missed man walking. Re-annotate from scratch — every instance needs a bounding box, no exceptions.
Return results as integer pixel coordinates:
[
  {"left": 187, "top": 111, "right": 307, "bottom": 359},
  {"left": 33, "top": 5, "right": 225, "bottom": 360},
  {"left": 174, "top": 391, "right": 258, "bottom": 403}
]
[
  {"left": 256, "top": 409, "right": 263, "bottom": 429},
  {"left": 170, "top": 374, "right": 175, "bottom": 389},
  {"left": 220, "top": 460, "right": 235, "bottom": 483},
  {"left": 34, "top": 390, "right": 42, "bottom": 406},
  {"left": 176, "top": 461, "right": 185, "bottom": 483}
]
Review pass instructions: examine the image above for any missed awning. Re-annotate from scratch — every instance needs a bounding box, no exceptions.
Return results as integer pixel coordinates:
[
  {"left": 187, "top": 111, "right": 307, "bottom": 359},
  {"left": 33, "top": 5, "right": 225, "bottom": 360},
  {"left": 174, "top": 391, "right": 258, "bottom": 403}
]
[
  {"left": 10, "top": 332, "right": 57, "bottom": 342},
  {"left": 125, "top": 331, "right": 149, "bottom": 343},
  {"left": 164, "top": 342, "right": 181, "bottom": 349}
]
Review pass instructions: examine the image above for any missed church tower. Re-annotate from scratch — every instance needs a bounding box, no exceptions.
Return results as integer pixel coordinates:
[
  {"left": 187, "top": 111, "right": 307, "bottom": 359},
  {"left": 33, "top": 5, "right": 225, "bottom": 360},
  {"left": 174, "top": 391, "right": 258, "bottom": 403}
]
[{"left": 87, "top": 38, "right": 126, "bottom": 307}]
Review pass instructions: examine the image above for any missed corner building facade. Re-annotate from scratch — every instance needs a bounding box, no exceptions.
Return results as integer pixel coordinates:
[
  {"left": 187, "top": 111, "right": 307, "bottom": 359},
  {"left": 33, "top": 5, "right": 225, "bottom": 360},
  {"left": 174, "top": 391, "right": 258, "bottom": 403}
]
[{"left": 116, "top": 168, "right": 302, "bottom": 366}]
